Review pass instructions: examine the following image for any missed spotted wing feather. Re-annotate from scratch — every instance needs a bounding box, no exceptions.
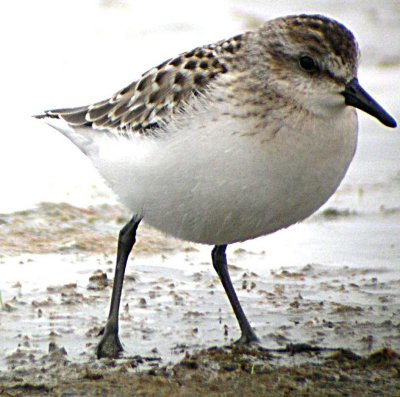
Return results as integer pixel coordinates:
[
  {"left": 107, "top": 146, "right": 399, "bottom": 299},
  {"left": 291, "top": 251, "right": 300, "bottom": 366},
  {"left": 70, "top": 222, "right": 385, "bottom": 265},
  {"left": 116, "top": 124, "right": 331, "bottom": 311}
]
[{"left": 36, "top": 35, "right": 244, "bottom": 133}]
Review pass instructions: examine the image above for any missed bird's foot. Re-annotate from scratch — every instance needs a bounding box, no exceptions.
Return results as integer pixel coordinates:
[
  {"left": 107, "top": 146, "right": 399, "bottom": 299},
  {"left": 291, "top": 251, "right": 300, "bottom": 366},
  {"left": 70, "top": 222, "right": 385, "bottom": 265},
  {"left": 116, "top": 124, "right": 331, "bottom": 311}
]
[
  {"left": 96, "top": 328, "right": 123, "bottom": 359},
  {"left": 234, "top": 328, "right": 260, "bottom": 345}
]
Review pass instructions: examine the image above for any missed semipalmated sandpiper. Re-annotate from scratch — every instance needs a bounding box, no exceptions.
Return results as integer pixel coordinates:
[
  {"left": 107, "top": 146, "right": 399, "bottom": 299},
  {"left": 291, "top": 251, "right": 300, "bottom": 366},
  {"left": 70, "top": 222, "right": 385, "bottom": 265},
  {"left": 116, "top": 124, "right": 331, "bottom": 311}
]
[{"left": 35, "top": 14, "right": 397, "bottom": 359}]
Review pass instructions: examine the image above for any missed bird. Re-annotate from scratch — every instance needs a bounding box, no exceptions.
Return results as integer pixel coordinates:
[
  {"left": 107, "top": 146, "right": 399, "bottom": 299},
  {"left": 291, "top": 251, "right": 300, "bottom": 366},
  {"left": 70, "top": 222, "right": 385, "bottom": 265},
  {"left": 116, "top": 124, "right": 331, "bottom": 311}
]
[{"left": 34, "top": 14, "right": 397, "bottom": 359}]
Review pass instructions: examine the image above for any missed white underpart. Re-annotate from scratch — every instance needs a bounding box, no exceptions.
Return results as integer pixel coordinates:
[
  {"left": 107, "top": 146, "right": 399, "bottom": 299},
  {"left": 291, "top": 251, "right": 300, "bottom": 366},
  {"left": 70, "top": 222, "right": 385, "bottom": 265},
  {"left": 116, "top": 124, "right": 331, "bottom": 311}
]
[{"left": 45, "top": 93, "right": 358, "bottom": 245}]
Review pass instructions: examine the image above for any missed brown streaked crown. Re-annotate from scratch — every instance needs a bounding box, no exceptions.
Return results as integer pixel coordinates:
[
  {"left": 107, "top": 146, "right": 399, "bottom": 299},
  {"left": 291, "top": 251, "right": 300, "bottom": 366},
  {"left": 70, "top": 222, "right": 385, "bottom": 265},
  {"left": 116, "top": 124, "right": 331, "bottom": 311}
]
[
  {"left": 283, "top": 14, "right": 359, "bottom": 78},
  {"left": 291, "top": 15, "right": 357, "bottom": 63}
]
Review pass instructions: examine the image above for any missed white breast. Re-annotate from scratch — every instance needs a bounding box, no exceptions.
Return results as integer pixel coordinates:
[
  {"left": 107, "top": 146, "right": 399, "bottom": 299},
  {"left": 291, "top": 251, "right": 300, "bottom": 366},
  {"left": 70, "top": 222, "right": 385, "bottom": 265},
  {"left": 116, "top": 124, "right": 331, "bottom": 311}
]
[{"left": 82, "top": 91, "right": 358, "bottom": 245}]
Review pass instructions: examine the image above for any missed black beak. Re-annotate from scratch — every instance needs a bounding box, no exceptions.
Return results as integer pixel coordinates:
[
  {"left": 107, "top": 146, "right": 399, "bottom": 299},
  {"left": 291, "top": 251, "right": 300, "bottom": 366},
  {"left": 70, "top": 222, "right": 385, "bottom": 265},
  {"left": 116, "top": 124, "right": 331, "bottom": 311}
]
[{"left": 342, "top": 78, "right": 397, "bottom": 128}]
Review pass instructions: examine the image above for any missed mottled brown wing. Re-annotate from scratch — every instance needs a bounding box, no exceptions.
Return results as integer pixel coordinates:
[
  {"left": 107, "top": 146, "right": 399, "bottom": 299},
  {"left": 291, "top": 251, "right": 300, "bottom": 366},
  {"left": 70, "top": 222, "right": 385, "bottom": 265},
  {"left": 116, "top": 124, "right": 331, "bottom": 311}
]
[{"left": 36, "top": 35, "right": 244, "bottom": 132}]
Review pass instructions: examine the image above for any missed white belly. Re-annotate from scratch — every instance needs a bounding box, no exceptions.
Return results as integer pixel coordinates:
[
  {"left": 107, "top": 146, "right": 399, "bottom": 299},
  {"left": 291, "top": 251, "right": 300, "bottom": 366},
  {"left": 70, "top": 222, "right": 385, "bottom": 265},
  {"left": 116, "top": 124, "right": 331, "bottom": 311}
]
[{"left": 90, "top": 101, "right": 358, "bottom": 245}]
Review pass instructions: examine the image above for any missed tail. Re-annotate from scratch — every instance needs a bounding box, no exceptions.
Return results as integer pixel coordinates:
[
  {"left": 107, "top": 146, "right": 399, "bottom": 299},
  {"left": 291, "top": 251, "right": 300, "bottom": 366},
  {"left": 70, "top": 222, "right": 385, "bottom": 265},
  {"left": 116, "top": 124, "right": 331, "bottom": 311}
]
[
  {"left": 33, "top": 112, "right": 105, "bottom": 156},
  {"left": 34, "top": 110, "right": 160, "bottom": 209}
]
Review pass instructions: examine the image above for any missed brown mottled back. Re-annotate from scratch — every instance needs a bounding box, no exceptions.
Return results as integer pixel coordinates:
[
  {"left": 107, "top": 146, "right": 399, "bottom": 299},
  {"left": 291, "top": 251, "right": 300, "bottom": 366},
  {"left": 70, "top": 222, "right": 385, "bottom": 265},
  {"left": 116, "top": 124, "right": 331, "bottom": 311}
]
[{"left": 39, "top": 36, "right": 244, "bottom": 132}]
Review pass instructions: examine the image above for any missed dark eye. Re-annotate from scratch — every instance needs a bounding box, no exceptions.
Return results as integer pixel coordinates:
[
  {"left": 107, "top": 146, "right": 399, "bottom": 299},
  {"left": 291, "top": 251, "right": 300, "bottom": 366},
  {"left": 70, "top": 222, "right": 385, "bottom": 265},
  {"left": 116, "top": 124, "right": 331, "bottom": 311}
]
[{"left": 299, "top": 56, "right": 318, "bottom": 73}]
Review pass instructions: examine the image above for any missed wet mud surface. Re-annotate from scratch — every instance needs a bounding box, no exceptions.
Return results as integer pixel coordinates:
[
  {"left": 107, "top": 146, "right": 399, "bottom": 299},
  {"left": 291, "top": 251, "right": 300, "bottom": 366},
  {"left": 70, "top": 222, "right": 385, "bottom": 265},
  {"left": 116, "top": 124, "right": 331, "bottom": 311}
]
[
  {"left": 1, "top": 203, "right": 399, "bottom": 395},
  {"left": 1, "top": 345, "right": 400, "bottom": 397}
]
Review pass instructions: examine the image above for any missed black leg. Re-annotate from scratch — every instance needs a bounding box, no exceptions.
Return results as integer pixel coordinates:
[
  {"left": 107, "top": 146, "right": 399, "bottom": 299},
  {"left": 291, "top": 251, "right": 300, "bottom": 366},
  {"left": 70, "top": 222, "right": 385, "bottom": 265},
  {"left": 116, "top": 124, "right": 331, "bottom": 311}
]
[
  {"left": 96, "top": 215, "right": 141, "bottom": 359},
  {"left": 212, "top": 245, "right": 259, "bottom": 344}
]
